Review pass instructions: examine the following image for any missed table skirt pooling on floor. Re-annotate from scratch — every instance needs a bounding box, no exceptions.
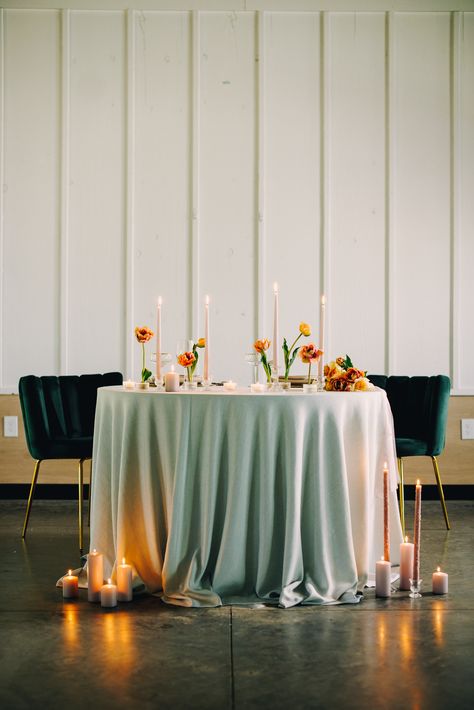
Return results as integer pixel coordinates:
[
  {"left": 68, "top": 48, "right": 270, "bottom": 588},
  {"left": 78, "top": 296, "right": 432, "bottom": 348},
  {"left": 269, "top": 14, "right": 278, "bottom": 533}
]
[{"left": 89, "top": 387, "right": 403, "bottom": 608}]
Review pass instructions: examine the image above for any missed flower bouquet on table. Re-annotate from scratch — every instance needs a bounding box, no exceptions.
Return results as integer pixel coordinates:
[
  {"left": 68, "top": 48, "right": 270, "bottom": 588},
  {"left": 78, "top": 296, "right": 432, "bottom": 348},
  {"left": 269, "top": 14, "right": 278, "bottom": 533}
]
[
  {"left": 177, "top": 338, "right": 205, "bottom": 383},
  {"left": 253, "top": 338, "right": 272, "bottom": 383},
  {"left": 324, "top": 355, "right": 374, "bottom": 391},
  {"left": 282, "top": 322, "right": 311, "bottom": 384},
  {"left": 299, "top": 343, "right": 324, "bottom": 384},
  {"left": 135, "top": 326, "right": 154, "bottom": 383}
]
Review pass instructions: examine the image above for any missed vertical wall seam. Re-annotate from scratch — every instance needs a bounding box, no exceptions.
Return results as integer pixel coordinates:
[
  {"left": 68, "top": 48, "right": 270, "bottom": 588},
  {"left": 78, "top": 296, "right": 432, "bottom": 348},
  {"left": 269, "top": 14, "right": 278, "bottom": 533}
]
[
  {"left": 59, "top": 9, "right": 70, "bottom": 375},
  {"left": 450, "top": 11, "right": 461, "bottom": 391},
  {"left": 256, "top": 10, "right": 265, "bottom": 339},
  {"left": 191, "top": 10, "right": 200, "bottom": 339},
  {"left": 386, "top": 10, "right": 395, "bottom": 376},
  {"left": 125, "top": 9, "right": 136, "bottom": 378},
  {"left": 320, "top": 12, "right": 330, "bottom": 350},
  {"left": 0, "top": 9, "right": 4, "bottom": 388}
]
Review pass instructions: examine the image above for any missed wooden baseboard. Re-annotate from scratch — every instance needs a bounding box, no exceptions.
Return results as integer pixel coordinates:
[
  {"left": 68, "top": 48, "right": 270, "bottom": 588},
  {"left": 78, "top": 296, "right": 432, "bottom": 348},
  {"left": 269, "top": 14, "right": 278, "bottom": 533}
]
[{"left": 2, "top": 393, "right": 474, "bottom": 484}]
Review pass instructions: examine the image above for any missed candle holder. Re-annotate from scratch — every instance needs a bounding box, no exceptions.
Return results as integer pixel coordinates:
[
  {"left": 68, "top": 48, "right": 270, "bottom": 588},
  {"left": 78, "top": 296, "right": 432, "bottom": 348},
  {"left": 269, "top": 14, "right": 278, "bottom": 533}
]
[
  {"left": 409, "top": 577, "right": 423, "bottom": 599},
  {"left": 202, "top": 378, "right": 213, "bottom": 390},
  {"left": 303, "top": 383, "right": 319, "bottom": 394},
  {"left": 317, "top": 376, "right": 325, "bottom": 392},
  {"left": 182, "top": 381, "right": 198, "bottom": 391},
  {"left": 270, "top": 365, "right": 282, "bottom": 391}
]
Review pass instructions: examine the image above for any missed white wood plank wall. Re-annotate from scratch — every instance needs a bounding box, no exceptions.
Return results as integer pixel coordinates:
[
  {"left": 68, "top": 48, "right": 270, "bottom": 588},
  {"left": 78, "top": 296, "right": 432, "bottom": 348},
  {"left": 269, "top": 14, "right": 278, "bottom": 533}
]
[{"left": 1, "top": 6, "right": 473, "bottom": 391}]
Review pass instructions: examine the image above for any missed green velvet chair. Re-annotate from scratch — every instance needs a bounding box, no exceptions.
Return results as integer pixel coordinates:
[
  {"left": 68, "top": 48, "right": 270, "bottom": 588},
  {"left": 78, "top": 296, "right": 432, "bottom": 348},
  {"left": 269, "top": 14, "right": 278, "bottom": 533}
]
[
  {"left": 18, "top": 372, "right": 123, "bottom": 552},
  {"left": 369, "top": 374, "right": 451, "bottom": 534}
]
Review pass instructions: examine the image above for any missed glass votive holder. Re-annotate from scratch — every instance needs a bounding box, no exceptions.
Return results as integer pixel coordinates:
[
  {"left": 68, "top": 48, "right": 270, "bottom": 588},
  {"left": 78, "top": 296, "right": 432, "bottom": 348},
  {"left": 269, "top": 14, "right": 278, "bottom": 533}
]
[
  {"left": 201, "top": 378, "right": 212, "bottom": 390},
  {"left": 135, "top": 382, "right": 149, "bottom": 390},
  {"left": 280, "top": 381, "right": 291, "bottom": 391},
  {"left": 409, "top": 577, "right": 423, "bottom": 599},
  {"left": 182, "top": 381, "right": 198, "bottom": 391},
  {"left": 303, "top": 383, "right": 319, "bottom": 394}
]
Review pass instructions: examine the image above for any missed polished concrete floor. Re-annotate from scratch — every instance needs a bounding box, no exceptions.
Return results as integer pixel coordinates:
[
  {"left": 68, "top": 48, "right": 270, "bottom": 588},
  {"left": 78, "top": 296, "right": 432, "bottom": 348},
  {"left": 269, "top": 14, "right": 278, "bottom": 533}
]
[{"left": 1, "top": 499, "right": 473, "bottom": 710}]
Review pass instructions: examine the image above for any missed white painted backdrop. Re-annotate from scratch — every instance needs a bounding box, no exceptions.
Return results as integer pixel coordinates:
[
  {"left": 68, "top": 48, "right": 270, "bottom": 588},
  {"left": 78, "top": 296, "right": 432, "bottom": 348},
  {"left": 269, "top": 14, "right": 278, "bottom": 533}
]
[{"left": 1, "top": 2, "right": 473, "bottom": 392}]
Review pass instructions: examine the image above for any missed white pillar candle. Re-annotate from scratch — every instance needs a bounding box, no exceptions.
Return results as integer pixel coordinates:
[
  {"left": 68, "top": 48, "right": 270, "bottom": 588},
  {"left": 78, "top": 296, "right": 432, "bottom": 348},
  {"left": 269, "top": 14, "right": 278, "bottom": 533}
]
[
  {"left": 100, "top": 579, "right": 117, "bottom": 608},
  {"left": 413, "top": 480, "right": 422, "bottom": 582},
  {"left": 117, "top": 558, "right": 133, "bottom": 602},
  {"left": 87, "top": 549, "right": 104, "bottom": 602},
  {"left": 62, "top": 569, "right": 78, "bottom": 599},
  {"left": 165, "top": 365, "right": 179, "bottom": 392},
  {"left": 273, "top": 283, "right": 279, "bottom": 374},
  {"left": 123, "top": 379, "right": 134, "bottom": 390},
  {"left": 156, "top": 297, "right": 162, "bottom": 383},
  {"left": 432, "top": 567, "right": 448, "bottom": 594},
  {"left": 318, "top": 294, "right": 326, "bottom": 379},
  {"left": 223, "top": 380, "right": 237, "bottom": 391},
  {"left": 204, "top": 295, "right": 210, "bottom": 381},
  {"left": 376, "top": 558, "right": 391, "bottom": 597},
  {"left": 399, "top": 536, "right": 414, "bottom": 591},
  {"left": 383, "top": 462, "right": 390, "bottom": 562}
]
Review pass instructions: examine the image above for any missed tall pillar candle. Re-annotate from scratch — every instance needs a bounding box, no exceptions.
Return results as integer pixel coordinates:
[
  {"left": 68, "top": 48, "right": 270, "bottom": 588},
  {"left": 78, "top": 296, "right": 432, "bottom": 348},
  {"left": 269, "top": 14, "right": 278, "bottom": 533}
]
[
  {"left": 413, "top": 480, "right": 422, "bottom": 582},
  {"left": 87, "top": 549, "right": 104, "bottom": 602},
  {"left": 383, "top": 462, "right": 390, "bottom": 562},
  {"left": 399, "top": 536, "right": 414, "bottom": 591},
  {"left": 273, "top": 283, "right": 279, "bottom": 374},
  {"left": 204, "top": 295, "right": 210, "bottom": 381},
  {"left": 318, "top": 294, "right": 326, "bottom": 379},
  {"left": 117, "top": 558, "right": 133, "bottom": 602},
  {"left": 156, "top": 297, "right": 162, "bottom": 383},
  {"left": 376, "top": 558, "right": 391, "bottom": 597}
]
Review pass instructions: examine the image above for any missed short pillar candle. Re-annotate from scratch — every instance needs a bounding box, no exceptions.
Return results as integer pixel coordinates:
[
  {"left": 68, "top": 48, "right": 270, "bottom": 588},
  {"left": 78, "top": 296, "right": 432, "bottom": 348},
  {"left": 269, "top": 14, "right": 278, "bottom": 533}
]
[
  {"left": 165, "top": 366, "right": 179, "bottom": 392},
  {"left": 62, "top": 570, "right": 79, "bottom": 599},
  {"left": 399, "top": 537, "right": 414, "bottom": 591},
  {"left": 87, "top": 549, "right": 104, "bottom": 603},
  {"left": 117, "top": 558, "right": 133, "bottom": 602},
  {"left": 101, "top": 579, "right": 117, "bottom": 608},
  {"left": 376, "top": 558, "right": 391, "bottom": 597},
  {"left": 432, "top": 567, "right": 448, "bottom": 595}
]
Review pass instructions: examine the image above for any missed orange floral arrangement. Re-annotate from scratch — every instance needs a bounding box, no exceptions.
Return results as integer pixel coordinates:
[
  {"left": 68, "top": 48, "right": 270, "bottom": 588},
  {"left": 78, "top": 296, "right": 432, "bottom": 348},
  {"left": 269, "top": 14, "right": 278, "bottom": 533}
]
[
  {"left": 324, "top": 355, "right": 373, "bottom": 391},
  {"left": 299, "top": 343, "right": 323, "bottom": 384},
  {"left": 283, "top": 322, "right": 312, "bottom": 381},
  {"left": 253, "top": 338, "right": 271, "bottom": 382},
  {"left": 177, "top": 339, "right": 205, "bottom": 382},
  {"left": 135, "top": 326, "right": 154, "bottom": 382}
]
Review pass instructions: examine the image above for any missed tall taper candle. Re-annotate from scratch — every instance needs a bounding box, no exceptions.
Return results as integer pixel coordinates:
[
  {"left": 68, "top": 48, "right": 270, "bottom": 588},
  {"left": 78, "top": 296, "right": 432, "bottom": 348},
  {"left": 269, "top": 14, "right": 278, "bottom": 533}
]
[
  {"left": 318, "top": 294, "right": 326, "bottom": 379},
  {"left": 383, "top": 462, "right": 390, "bottom": 562},
  {"left": 156, "top": 297, "right": 162, "bottom": 383},
  {"left": 273, "top": 283, "right": 279, "bottom": 374},
  {"left": 413, "top": 479, "right": 422, "bottom": 582},
  {"left": 204, "top": 295, "right": 210, "bottom": 381}
]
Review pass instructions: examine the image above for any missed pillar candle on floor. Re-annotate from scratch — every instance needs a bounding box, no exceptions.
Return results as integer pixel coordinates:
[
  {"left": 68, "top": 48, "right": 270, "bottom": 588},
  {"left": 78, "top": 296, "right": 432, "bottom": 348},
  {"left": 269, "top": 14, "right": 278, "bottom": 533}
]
[
  {"left": 117, "top": 558, "right": 133, "bottom": 602},
  {"left": 399, "top": 536, "right": 414, "bottom": 591},
  {"left": 87, "top": 549, "right": 104, "bottom": 603},
  {"left": 100, "top": 579, "right": 117, "bottom": 608},
  {"left": 376, "top": 557, "right": 391, "bottom": 597},
  {"left": 62, "top": 570, "right": 78, "bottom": 599},
  {"left": 432, "top": 567, "right": 448, "bottom": 594}
]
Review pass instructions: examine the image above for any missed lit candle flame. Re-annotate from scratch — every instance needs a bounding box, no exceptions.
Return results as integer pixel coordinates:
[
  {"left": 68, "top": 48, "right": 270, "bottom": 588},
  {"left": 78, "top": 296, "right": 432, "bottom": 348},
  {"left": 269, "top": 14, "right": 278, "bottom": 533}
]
[
  {"left": 108, "top": 578, "right": 112, "bottom": 585},
  {"left": 405, "top": 536, "right": 408, "bottom": 543},
  {"left": 321, "top": 294, "right": 326, "bottom": 305},
  {"left": 122, "top": 557, "right": 126, "bottom": 565},
  {"left": 383, "top": 461, "right": 388, "bottom": 470},
  {"left": 205, "top": 294, "right": 210, "bottom": 305},
  {"left": 92, "top": 549, "right": 97, "bottom": 554},
  {"left": 68, "top": 569, "right": 72, "bottom": 576},
  {"left": 416, "top": 479, "right": 421, "bottom": 486},
  {"left": 437, "top": 566, "right": 441, "bottom": 572},
  {"left": 273, "top": 282, "right": 278, "bottom": 293},
  {"left": 158, "top": 296, "right": 162, "bottom": 306}
]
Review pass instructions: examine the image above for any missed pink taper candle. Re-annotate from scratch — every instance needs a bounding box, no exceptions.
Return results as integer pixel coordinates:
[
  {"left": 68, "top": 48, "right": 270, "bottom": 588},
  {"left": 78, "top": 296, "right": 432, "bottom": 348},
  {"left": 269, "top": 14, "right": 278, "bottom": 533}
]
[
  {"left": 318, "top": 294, "right": 326, "bottom": 379},
  {"left": 204, "top": 295, "right": 210, "bottom": 381},
  {"left": 156, "top": 297, "right": 162, "bottom": 382},
  {"left": 383, "top": 462, "right": 390, "bottom": 562},
  {"left": 413, "top": 479, "right": 422, "bottom": 581},
  {"left": 273, "top": 283, "right": 279, "bottom": 374}
]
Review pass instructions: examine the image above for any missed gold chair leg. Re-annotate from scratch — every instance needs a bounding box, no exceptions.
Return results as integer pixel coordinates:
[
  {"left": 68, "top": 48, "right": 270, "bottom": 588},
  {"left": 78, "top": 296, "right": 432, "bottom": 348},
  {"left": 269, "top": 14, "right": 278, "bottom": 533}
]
[
  {"left": 398, "top": 458, "right": 405, "bottom": 538},
  {"left": 22, "top": 460, "right": 41, "bottom": 539},
  {"left": 432, "top": 456, "right": 450, "bottom": 530},
  {"left": 78, "top": 459, "right": 84, "bottom": 553}
]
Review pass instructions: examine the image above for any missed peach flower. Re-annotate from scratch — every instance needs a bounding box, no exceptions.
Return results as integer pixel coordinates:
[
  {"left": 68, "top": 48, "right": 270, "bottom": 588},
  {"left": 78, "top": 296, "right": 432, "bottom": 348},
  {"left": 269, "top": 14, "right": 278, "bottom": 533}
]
[
  {"left": 135, "top": 326, "right": 154, "bottom": 343},
  {"left": 254, "top": 338, "right": 271, "bottom": 354},
  {"left": 299, "top": 344, "right": 323, "bottom": 364},
  {"left": 177, "top": 352, "right": 196, "bottom": 368}
]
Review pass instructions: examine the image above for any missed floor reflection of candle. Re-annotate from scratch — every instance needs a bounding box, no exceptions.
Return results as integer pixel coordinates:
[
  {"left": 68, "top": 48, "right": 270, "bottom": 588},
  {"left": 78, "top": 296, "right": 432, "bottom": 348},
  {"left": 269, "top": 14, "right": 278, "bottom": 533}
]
[
  {"left": 62, "top": 605, "right": 79, "bottom": 647},
  {"left": 433, "top": 602, "right": 444, "bottom": 646}
]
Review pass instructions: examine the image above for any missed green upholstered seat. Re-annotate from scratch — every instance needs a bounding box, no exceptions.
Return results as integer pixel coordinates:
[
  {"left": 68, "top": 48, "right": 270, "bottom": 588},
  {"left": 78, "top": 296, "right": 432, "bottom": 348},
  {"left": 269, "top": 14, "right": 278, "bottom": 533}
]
[
  {"left": 368, "top": 374, "right": 451, "bottom": 531},
  {"left": 18, "top": 372, "right": 123, "bottom": 551}
]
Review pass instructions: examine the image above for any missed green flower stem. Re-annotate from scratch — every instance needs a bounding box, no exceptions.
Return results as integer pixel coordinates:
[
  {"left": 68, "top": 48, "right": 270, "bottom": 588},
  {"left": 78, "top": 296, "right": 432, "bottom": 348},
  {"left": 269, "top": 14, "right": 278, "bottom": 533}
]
[
  {"left": 308, "top": 362, "right": 312, "bottom": 385},
  {"left": 141, "top": 343, "right": 146, "bottom": 382},
  {"left": 284, "top": 332, "right": 303, "bottom": 380}
]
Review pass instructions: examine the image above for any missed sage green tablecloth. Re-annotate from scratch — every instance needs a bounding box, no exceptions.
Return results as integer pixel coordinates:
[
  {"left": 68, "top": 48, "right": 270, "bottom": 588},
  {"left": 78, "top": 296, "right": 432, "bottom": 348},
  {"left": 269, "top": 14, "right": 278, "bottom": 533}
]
[{"left": 90, "top": 387, "right": 403, "bottom": 607}]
